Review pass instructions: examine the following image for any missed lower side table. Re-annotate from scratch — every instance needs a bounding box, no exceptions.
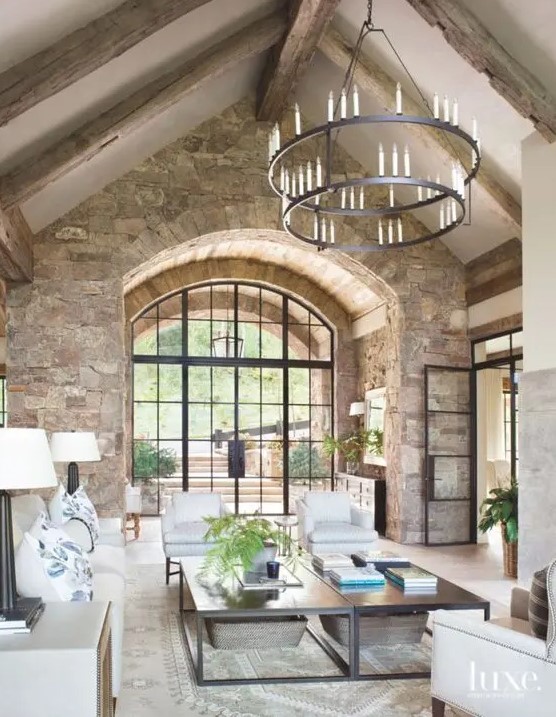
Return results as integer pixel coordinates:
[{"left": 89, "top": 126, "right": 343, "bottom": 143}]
[{"left": 0, "top": 601, "right": 113, "bottom": 717}]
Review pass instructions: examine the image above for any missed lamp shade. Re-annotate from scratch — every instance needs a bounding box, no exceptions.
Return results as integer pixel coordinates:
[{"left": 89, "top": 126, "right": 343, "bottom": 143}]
[
  {"left": 50, "top": 432, "right": 101, "bottom": 463},
  {"left": 349, "top": 401, "right": 365, "bottom": 417},
  {"left": 0, "top": 428, "right": 57, "bottom": 490}
]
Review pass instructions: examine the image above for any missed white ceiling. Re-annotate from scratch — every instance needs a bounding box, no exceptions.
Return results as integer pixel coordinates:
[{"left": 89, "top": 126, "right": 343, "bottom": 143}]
[{"left": 0, "top": 0, "right": 552, "bottom": 263}]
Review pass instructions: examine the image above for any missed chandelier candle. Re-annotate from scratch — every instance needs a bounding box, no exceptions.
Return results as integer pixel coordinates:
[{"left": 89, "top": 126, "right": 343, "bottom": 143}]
[{"left": 266, "top": 2, "right": 481, "bottom": 251}]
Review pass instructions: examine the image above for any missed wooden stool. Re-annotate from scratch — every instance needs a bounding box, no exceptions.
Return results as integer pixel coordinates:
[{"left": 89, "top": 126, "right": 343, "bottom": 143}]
[{"left": 126, "top": 512, "right": 141, "bottom": 540}]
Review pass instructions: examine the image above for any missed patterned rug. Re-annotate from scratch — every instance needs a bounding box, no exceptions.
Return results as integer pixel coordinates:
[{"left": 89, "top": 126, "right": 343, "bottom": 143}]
[{"left": 118, "top": 565, "right": 459, "bottom": 717}]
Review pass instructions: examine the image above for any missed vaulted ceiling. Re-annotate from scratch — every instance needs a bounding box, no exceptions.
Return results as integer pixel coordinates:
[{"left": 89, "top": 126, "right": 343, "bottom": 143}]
[{"left": 0, "top": 0, "right": 553, "bottom": 286}]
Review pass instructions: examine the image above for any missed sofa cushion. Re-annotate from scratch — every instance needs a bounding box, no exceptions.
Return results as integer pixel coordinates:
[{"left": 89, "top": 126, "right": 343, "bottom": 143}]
[
  {"left": 49, "top": 484, "right": 100, "bottom": 544},
  {"left": 172, "top": 493, "right": 222, "bottom": 523},
  {"left": 16, "top": 514, "right": 93, "bottom": 602},
  {"left": 163, "top": 521, "right": 211, "bottom": 544},
  {"left": 304, "top": 492, "right": 351, "bottom": 524},
  {"left": 308, "top": 521, "right": 374, "bottom": 543},
  {"left": 90, "top": 544, "right": 126, "bottom": 578},
  {"left": 529, "top": 565, "right": 549, "bottom": 639}
]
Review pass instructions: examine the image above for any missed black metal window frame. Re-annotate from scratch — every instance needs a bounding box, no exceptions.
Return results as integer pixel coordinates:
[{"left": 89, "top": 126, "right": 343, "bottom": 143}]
[
  {"left": 471, "top": 327, "right": 522, "bottom": 480},
  {"left": 0, "top": 375, "right": 5, "bottom": 427},
  {"left": 131, "top": 280, "right": 335, "bottom": 515}
]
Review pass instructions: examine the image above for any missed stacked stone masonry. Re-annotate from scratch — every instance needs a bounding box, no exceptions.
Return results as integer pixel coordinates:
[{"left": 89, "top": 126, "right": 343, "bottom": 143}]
[{"left": 7, "top": 97, "right": 470, "bottom": 541}]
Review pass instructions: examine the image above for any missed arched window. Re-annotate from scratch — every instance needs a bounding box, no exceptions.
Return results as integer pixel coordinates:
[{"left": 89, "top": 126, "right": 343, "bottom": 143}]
[{"left": 132, "top": 281, "right": 334, "bottom": 515}]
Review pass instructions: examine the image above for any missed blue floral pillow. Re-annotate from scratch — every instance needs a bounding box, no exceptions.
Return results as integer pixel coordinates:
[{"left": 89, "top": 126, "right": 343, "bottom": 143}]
[
  {"left": 18, "top": 512, "right": 94, "bottom": 602},
  {"left": 49, "top": 484, "right": 100, "bottom": 545}
]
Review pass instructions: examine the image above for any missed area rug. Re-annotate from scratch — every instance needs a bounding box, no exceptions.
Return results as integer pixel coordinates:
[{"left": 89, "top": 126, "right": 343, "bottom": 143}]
[{"left": 118, "top": 565, "right": 458, "bottom": 717}]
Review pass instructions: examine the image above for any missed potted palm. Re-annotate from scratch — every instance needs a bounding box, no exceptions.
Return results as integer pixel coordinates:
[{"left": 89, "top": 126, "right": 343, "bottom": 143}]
[
  {"left": 200, "top": 514, "right": 296, "bottom": 580},
  {"left": 478, "top": 476, "right": 518, "bottom": 578},
  {"left": 323, "top": 429, "right": 374, "bottom": 474}
]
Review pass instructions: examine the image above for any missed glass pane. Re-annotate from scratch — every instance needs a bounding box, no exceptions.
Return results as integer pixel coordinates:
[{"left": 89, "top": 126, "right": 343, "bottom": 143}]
[
  {"left": 427, "top": 369, "right": 469, "bottom": 413},
  {"left": 288, "top": 442, "right": 311, "bottom": 482},
  {"left": 133, "top": 363, "right": 157, "bottom": 401},
  {"left": 261, "top": 325, "right": 283, "bottom": 359},
  {"left": 133, "top": 318, "right": 157, "bottom": 355},
  {"left": 159, "top": 364, "right": 182, "bottom": 402},
  {"left": 288, "top": 303, "right": 310, "bottom": 324},
  {"left": 473, "top": 339, "right": 487, "bottom": 363},
  {"left": 158, "top": 293, "right": 182, "bottom": 320},
  {"left": 239, "top": 404, "right": 260, "bottom": 436},
  {"left": 239, "top": 367, "right": 260, "bottom": 403},
  {"left": 311, "top": 405, "right": 332, "bottom": 440},
  {"left": 159, "top": 403, "right": 182, "bottom": 440},
  {"left": 134, "top": 402, "right": 157, "bottom": 440},
  {"left": 213, "top": 403, "right": 235, "bottom": 436},
  {"left": 240, "top": 322, "right": 260, "bottom": 359},
  {"left": 261, "top": 368, "right": 283, "bottom": 404},
  {"left": 187, "top": 287, "right": 211, "bottom": 320},
  {"left": 133, "top": 439, "right": 158, "bottom": 478},
  {"left": 289, "top": 368, "right": 310, "bottom": 404},
  {"left": 428, "top": 502, "right": 470, "bottom": 544},
  {"left": 189, "top": 403, "right": 211, "bottom": 439},
  {"left": 261, "top": 441, "right": 283, "bottom": 478},
  {"left": 157, "top": 440, "right": 181, "bottom": 478},
  {"left": 288, "top": 405, "right": 310, "bottom": 440},
  {"left": 187, "top": 320, "right": 211, "bottom": 357},
  {"left": 261, "top": 404, "right": 283, "bottom": 434},
  {"left": 428, "top": 413, "right": 470, "bottom": 455},
  {"left": 485, "top": 334, "right": 511, "bottom": 358},
  {"left": 432, "top": 457, "right": 470, "bottom": 499},
  {"left": 288, "top": 324, "right": 310, "bottom": 360},
  {"left": 260, "top": 288, "right": 283, "bottom": 322},
  {"left": 159, "top": 320, "right": 182, "bottom": 356},
  {"left": 310, "top": 368, "right": 332, "bottom": 405},
  {"left": 212, "top": 366, "right": 235, "bottom": 404},
  {"left": 188, "top": 366, "right": 211, "bottom": 402},
  {"left": 511, "top": 331, "right": 523, "bottom": 356}
]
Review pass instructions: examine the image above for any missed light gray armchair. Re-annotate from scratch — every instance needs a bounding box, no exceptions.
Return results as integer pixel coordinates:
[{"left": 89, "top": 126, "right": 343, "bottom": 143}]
[
  {"left": 296, "top": 490, "right": 378, "bottom": 555},
  {"left": 161, "top": 492, "right": 229, "bottom": 583},
  {"left": 431, "top": 559, "right": 556, "bottom": 716}
]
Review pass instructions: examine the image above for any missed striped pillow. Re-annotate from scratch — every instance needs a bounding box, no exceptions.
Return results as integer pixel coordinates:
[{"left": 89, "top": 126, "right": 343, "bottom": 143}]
[{"left": 529, "top": 566, "right": 549, "bottom": 639}]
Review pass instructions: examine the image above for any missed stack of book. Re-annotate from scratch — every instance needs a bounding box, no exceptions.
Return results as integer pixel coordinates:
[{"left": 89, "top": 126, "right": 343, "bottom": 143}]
[
  {"left": 385, "top": 567, "right": 438, "bottom": 592},
  {"left": 352, "top": 550, "right": 411, "bottom": 572},
  {"left": 0, "top": 598, "right": 44, "bottom": 635},
  {"left": 311, "top": 553, "right": 354, "bottom": 572},
  {"left": 329, "top": 566, "right": 386, "bottom": 587}
]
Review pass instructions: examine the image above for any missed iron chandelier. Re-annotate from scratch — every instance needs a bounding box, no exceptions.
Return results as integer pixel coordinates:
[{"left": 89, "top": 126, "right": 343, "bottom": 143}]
[{"left": 267, "top": 1, "right": 482, "bottom": 252}]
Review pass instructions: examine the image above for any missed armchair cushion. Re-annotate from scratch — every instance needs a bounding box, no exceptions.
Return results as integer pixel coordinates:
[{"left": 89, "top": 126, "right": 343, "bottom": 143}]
[
  {"left": 303, "top": 491, "right": 351, "bottom": 523},
  {"left": 163, "top": 521, "right": 210, "bottom": 545},
  {"left": 172, "top": 493, "right": 223, "bottom": 523},
  {"left": 308, "top": 522, "right": 376, "bottom": 543},
  {"left": 350, "top": 506, "right": 374, "bottom": 529}
]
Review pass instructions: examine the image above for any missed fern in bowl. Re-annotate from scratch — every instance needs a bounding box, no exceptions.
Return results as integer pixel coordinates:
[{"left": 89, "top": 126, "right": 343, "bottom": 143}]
[{"left": 200, "top": 514, "right": 296, "bottom": 580}]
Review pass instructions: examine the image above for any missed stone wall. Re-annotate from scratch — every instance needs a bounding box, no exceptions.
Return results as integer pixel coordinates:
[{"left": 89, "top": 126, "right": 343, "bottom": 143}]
[{"left": 7, "top": 96, "right": 469, "bottom": 539}]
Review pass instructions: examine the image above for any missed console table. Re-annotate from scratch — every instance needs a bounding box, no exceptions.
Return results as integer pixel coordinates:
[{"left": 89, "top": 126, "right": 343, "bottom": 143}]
[
  {"left": 335, "top": 472, "right": 386, "bottom": 535},
  {"left": 0, "top": 601, "right": 113, "bottom": 717}
]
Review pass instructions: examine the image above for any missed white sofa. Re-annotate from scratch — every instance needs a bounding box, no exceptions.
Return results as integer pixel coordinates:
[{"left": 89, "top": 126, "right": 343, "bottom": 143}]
[
  {"left": 296, "top": 491, "right": 378, "bottom": 554},
  {"left": 161, "top": 492, "right": 229, "bottom": 583},
  {"left": 11, "top": 493, "right": 126, "bottom": 699},
  {"left": 431, "top": 561, "right": 556, "bottom": 716}
]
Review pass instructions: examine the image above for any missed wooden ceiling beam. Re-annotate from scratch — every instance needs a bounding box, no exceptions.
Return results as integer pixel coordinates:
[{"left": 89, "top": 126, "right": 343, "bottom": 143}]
[
  {"left": 404, "top": 0, "right": 556, "bottom": 142},
  {"left": 0, "top": 11, "right": 286, "bottom": 210},
  {"left": 257, "top": 0, "right": 341, "bottom": 121},
  {"left": 0, "top": 0, "right": 214, "bottom": 127},
  {"left": 0, "top": 207, "right": 33, "bottom": 283},
  {"left": 319, "top": 26, "right": 522, "bottom": 230}
]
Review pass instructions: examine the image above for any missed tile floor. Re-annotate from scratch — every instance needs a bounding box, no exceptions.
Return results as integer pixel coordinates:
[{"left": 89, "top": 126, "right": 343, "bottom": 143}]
[{"left": 126, "top": 516, "right": 515, "bottom": 616}]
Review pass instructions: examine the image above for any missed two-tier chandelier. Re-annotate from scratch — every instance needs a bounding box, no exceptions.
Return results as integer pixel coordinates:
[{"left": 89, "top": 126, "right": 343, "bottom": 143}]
[{"left": 267, "top": 1, "right": 482, "bottom": 251}]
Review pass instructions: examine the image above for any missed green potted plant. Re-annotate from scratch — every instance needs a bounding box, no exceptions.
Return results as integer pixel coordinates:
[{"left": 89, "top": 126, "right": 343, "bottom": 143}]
[
  {"left": 478, "top": 476, "right": 518, "bottom": 577},
  {"left": 323, "top": 429, "right": 374, "bottom": 474},
  {"left": 200, "top": 514, "right": 296, "bottom": 580}
]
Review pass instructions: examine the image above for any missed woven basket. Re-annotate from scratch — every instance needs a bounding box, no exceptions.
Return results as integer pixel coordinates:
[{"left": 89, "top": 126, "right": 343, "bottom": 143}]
[
  {"left": 320, "top": 613, "right": 427, "bottom": 647},
  {"left": 502, "top": 525, "right": 518, "bottom": 578},
  {"left": 205, "top": 615, "right": 307, "bottom": 650}
]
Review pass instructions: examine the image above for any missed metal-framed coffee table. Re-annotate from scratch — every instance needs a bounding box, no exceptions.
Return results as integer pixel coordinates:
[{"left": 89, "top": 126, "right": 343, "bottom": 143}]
[
  {"left": 310, "top": 562, "right": 490, "bottom": 682},
  {"left": 178, "top": 557, "right": 355, "bottom": 686}
]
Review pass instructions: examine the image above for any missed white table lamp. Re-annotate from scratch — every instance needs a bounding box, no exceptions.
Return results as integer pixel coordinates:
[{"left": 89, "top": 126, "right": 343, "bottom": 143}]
[
  {"left": 0, "top": 428, "right": 57, "bottom": 618},
  {"left": 50, "top": 431, "right": 100, "bottom": 495},
  {"left": 349, "top": 401, "right": 365, "bottom": 417}
]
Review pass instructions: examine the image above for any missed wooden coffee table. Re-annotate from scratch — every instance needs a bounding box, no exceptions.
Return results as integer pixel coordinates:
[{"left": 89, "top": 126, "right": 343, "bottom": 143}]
[
  {"left": 309, "top": 560, "right": 490, "bottom": 681},
  {"left": 179, "top": 557, "right": 355, "bottom": 686}
]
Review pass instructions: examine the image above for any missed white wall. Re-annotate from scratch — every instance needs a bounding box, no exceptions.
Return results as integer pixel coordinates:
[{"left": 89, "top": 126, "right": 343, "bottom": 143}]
[
  {"left": 522, "top": 132, "right": 556, "bottom": 371},
  {"left": 468, "top": 287, "right": 522, "bottom": 329}
]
